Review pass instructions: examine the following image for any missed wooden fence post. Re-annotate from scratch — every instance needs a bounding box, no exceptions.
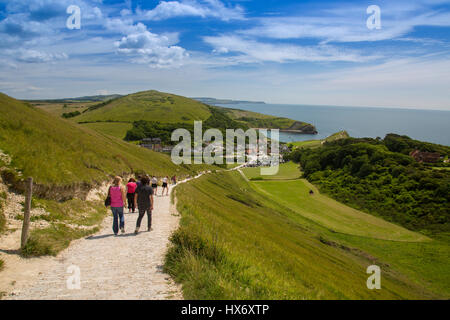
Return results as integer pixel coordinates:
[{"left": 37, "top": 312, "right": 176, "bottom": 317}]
[{"left": 21, "top": 177, "right": 33, "bottom": 249}]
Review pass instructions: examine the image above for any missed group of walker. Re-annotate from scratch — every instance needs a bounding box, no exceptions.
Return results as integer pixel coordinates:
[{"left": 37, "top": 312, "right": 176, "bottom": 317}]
[{"left": 106, "top": 175, "right": 177, "bottom": 236}]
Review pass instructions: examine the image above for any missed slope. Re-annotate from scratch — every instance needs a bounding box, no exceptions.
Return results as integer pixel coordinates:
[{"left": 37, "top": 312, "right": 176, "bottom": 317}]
[
  {"left": 75, "top": 90, "right": 212, "bottom": 124},
  {"left": 165, "top": 171, "right": 448, "bottom": 299},
  {"left": 0, "top": 92, "right": 201, "bottom": 196}
]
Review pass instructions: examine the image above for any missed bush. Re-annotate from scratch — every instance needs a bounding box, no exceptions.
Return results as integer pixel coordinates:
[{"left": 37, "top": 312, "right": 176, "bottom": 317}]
[{"left": 61, "top": 111, "right": 81, "bottom": 119}]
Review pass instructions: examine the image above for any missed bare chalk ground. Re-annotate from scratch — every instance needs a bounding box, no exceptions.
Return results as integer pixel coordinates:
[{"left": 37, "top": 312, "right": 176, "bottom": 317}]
[{"left": 1, "top": 184, "right": 184, "bottom": 300}]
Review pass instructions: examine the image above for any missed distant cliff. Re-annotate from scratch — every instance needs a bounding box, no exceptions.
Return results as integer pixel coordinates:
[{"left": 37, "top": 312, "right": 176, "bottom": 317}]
[{"left": 282, "top": 121, "right": 318, "bottom": 134}]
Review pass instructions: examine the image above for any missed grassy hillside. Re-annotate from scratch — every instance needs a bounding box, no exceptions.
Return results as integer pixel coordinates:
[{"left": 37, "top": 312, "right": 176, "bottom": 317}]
[
  {"left": 66, "top": 90, "right": 316, "bottom": 138},
  {"left": 75, "top": 90, "right": 212, "bottom": 124},
  {"left": 166, "top": 170, "right": 448, "bottom": 299},
  {"left": 242, "top": 162, "right": 302, "bottom": 181},
  {"left": 0, "top": 92, "right": 214, "bottom": 257},
  {"left": 291, "top": 131, "right": 350, "bottom": 149},
  {"left": 252, "top": 179, "right": 428, "bottom": 242},
  {"left": 0, "top": 93, "right": 204, "bottom": 192},
  {"left": 80, "top": 122, "right": 133, "bottom": 140},
  {"left": 224, "top": 107, "right": 317, "bottom": 133}
]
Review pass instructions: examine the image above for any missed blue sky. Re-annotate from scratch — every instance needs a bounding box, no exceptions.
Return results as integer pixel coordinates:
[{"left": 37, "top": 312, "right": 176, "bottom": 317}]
[{"left": 0, "top": 0, "right": 449, "bottom": 110}]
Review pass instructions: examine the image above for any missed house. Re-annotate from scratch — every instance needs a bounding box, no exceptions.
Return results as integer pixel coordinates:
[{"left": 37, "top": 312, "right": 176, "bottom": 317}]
[
  {"left": 409, "top": 149, "right": 441, "bottom": 163},
  {"left": 141, "top": 138, "right": 162, "bottom": 152}
]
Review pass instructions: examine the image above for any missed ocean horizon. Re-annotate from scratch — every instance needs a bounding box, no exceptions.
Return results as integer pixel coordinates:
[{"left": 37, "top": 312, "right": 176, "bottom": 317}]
[{"left": 217, "top": 103, "right": 450, "bottom": 146}]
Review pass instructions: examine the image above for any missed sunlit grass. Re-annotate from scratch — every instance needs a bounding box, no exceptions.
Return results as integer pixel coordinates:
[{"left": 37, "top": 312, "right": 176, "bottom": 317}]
[{"left": 165, "top": 171, "right": 445, "bottom": 299}]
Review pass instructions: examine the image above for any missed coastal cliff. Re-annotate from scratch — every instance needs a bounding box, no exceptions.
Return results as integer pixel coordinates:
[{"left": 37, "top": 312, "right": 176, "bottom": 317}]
[{"left": 282, "top": 121, "right": 318, "bottom": 134}]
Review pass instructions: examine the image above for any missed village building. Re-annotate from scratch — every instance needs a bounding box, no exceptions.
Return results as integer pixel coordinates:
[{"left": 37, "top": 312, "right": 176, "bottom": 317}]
[
  {"left": 141, "top": 138, "right": 162, "bottom": 152},
  {"left": 409, "top": 149, "right": 441, "bottom": 163}
]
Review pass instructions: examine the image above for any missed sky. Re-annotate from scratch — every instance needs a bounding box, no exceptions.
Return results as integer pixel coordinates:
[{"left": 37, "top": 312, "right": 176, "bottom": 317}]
[{"left": 0, "top": 0, "right": 449, "bottom": 110}]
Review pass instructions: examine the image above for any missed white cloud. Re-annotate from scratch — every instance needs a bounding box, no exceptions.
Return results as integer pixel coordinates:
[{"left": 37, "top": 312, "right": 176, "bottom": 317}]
[
  {"left": 138, "top": 0, "right": 245, "bottom": 21},
  {"left": 16, "top": 49, "right": 68, "bottom": 63},
  {"left": 115, "top": 29, "right": 188, "bottom": 68},
  {"left": 203, "top": 35, "right": 377, "bottom": 63},
  {"left": 240, "top": 1, "right": 450, "bottom": 43}
]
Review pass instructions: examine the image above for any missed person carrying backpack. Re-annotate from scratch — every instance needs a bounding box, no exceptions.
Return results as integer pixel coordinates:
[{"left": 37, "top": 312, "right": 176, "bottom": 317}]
[{"left": 134, "top": 176, "right": 154, "bottom": 234}]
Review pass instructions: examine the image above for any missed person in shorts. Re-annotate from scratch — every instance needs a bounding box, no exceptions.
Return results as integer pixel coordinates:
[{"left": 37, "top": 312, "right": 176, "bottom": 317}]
[
  {"left": 162, "top": 176, "right": 169, "bottom": 196},
  {"left": 151, "top": 176, "right": 158, "bottom": 196}
]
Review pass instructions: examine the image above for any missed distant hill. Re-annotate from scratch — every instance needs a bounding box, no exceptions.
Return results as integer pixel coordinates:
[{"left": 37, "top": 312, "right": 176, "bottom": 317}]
[
  {"left": 193, "top": 97, "right": 266, "bottom": 105},
  {"left": 75, "top": 90, "right": 211, "bottom": 124},
  {"left": 0, "top": 92, "right": 201, "bottom": 200},
  {"left": 70, "top": 90, "right": 317, "bottom": 137}
]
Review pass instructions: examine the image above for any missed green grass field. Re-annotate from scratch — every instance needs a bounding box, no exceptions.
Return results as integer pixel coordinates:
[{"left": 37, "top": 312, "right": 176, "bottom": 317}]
[
  {"left": 242, "top": 162, "right": 302, "bottom": 180},
  {"left": 252, "top": 179, "right": 428, "bottom": 241},
  {"left": 79, "top": 122, "right": 133, "bottom": 140},
  {"left": 166, "top": 171, "right": 448, "bottom": 299}
]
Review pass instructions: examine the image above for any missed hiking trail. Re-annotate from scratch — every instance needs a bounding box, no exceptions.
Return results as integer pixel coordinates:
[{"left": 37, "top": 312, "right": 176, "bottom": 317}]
[{"left": 0, "top": 175, "right": 203, "bottom": 300}]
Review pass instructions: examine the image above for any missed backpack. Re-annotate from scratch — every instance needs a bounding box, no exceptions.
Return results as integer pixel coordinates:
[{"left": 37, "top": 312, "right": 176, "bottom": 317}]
[{"left": 104, "top": 186, "right": 112, "bottom": 207}]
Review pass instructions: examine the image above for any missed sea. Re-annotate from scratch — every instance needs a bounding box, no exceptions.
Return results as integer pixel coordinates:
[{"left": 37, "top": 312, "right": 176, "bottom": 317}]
[{"left": 216, "top": 103, "right": 450, "bottom": 146}]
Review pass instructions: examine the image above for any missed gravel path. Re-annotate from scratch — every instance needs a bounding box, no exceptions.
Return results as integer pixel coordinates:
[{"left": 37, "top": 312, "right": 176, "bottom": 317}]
[{"left": 3, "top": 184, "right": 185, "bottom": 300}]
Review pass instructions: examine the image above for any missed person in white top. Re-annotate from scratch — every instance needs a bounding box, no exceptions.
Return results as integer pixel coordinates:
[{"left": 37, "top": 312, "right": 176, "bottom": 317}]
[
  {"left": 162, "top": 176, "right": 169, "bottom": 196},
  {"left": 151, "top": 176, "right": 158, "bottom": 196}
]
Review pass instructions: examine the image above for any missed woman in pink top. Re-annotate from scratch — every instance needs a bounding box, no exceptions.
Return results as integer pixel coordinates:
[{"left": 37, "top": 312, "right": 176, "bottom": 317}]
[
  {"left": 109, "top": 176, "right": 127, "bottom": 235},
  {"left": 126, "top": 178, "right": 137, "bottom": 213}
]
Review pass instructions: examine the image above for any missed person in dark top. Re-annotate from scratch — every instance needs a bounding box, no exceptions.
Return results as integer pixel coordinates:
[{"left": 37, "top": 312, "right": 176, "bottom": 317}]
[
  {"left": 136, "top": 175, "right": 142, "bottom": 188},
  {"left": 134, "top": 176, "right": 154, "bottom": 234}
]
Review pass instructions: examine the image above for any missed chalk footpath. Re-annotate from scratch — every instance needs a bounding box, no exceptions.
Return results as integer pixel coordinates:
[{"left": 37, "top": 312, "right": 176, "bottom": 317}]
[{"left": 5, "top": 188, "right": 182, "bottom": 300}]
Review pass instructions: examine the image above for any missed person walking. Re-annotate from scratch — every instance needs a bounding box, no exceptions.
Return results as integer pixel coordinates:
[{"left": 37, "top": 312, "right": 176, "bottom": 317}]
[
  {"left": 134, "top": 176, "right": 154, "bottom": 234},
  {"left": 136, "top": 175, "right": 142, "bottom": 188},
  {"left": 162, "top": 176, "right": 169, "bottom": 196},
  {"left": 171, "top": 175, "right": 177, "bottom": 185},
  {"left": 126, "top": 178, "right": 137, "bottom": 213},
  {"left": 109, "top": 176, "right": 127, "bottom": 236},
  {"left": 151, "top": 176, "right": 158, "bottom": 196}
]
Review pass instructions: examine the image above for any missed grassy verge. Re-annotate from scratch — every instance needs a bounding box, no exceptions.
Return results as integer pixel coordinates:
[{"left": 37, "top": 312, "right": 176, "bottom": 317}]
[
  {"left": 21, "top": 223, "right": 99, "bottom": 257},
  {"left": 165, "top": 171, "right": 445, "bottom": 299},
  {"left": 21, "top": 199, "right": 108, "bottom": 257},
  {"left": 0, "top": 259, "right": 4, "bottom": 271}
]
